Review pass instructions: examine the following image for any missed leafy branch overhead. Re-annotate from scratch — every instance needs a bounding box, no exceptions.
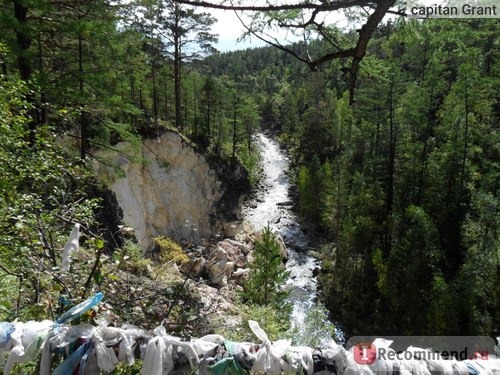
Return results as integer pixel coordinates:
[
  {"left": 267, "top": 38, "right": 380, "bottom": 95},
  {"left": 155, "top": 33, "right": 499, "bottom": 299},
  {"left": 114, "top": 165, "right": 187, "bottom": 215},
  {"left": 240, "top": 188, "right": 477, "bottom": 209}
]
[{"left": 175, "top": 0, "right": 398, "bottom": 103}]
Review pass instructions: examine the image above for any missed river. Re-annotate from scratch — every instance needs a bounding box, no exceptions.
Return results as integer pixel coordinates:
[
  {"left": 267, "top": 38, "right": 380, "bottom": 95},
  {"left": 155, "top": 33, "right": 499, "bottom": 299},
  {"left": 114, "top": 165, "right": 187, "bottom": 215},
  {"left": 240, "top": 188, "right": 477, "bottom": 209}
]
[{"left": 242, "top": 133, "right": 341, "bottom": 346}]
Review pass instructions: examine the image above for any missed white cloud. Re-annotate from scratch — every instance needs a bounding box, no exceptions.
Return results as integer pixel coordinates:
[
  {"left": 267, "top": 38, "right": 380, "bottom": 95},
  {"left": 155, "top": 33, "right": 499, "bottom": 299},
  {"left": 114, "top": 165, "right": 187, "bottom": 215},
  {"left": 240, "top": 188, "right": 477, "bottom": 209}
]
[
  {"left": 209, "top": 7, "right": 351, "bottom": 52},
  {"left": 209, "top": 8, "right": 266, "bottom": 51}
]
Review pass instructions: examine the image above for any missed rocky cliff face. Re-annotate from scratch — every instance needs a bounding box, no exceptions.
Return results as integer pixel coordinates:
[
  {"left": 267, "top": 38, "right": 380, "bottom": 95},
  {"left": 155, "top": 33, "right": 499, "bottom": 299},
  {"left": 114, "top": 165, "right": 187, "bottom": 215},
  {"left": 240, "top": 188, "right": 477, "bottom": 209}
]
[{"left": 96, "top": 131, "right": 223, "bottom": 251}]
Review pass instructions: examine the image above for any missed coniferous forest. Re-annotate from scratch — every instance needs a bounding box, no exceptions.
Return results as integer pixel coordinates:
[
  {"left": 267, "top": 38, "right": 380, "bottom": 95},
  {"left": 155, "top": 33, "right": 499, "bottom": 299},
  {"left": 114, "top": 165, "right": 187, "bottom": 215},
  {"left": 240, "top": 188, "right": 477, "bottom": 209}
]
[
  {"left": 0, "top": 0, "right": 498, "bottom": 367},
  {"left": 203, "top": 19, "right": 499, "bottom": 336}
]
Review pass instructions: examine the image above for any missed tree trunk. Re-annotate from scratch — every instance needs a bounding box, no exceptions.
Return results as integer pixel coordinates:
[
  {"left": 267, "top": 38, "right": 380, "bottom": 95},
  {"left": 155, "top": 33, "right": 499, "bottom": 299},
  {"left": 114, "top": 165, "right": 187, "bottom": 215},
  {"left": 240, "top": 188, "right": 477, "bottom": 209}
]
[
  {"left": 232, "top": 93, "right": 237, "bottom": 160},
  {"left": 38, "top": 33, "right": 47, "bottom": 125},
  {"left": 14, "top": 1, "right": 31, "bottom": 81},
  {"left": 14, "top": 0, "right": 37, "bottom": 144},
  {"left": 174, "top": 3, "right": 182, "bottom": 130},
  {"left": 130, "top": 76, "right": 135, "bottom": 102},
  {"left": 164, "top": 79, "right": 169, "bottom": 122},
  {"left": 461, "top": 74, "right": 469, "bottom": 184},
  {"left": 184, "top": 88, "right": 188, "bottom": 127},
  {"left": 387, "top": 82, "right": 395, "bottom": 217},
  {"left": 79, "top": 32, "right": 86, "bottom": 161},
  {"left": 416, "top": 83, "right": 434, "bottom": 205},
  {"left": 206, "top": 89, "right": 211, "bottom": 138},
  {"left": 383, "top": 79, "right": 396, "bottom": 256},
  {"left": 152, "top": 56, "right": 158, "bottom": 127},
  {"left": 193, "top": 80, "right": 198, "bottom": 136}
]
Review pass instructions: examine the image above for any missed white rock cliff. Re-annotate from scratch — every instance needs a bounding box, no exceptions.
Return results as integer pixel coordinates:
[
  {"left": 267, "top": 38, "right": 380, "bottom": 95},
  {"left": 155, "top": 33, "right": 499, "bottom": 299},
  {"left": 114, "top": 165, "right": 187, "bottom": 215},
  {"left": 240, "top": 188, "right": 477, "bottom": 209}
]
[{"left": 96, "top": 131, "right": 222, "bottom": 251}]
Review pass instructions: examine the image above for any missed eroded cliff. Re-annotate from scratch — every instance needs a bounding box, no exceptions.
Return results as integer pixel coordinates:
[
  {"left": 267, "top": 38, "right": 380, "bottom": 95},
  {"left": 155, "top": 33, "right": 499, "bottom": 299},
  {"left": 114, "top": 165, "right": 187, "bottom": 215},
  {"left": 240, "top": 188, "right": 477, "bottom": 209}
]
[{"left": 96, "top": 131, "right": 223, "bottom": 251}]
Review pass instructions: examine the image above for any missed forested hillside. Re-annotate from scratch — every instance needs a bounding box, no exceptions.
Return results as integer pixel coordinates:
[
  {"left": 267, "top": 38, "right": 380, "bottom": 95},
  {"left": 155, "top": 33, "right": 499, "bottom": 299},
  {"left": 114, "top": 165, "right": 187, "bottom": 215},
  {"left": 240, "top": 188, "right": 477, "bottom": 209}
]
[
  {"left": 0, "top": 0, "right": 498, "bottom": 355},
  {"left": 205, "top": 19, "right": 499, "bottom": 336},
  {"left": 0, "top": 0, "right": 262, "bottom": 336}
]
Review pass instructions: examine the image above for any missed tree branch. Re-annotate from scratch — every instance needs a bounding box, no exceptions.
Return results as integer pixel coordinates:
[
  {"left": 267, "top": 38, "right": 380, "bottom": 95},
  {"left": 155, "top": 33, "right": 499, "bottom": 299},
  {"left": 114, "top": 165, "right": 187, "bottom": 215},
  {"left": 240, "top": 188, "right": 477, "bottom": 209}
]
[
  {"left": 277, "top": 8, "right": 320, "bottom": 29},
  {"left": 233, "top": 11, "right": 314, "bottom": 68},
  {"left": 346, "top": 0, "right": 394, "bottom": 103},
  {"left": 180, "top": 0, "right": 397, "bottom": 103},
  {"left": 0, "top": 262, "right": 22, "bottom": 278},
  {"left": 176, "top": 0, "right": 377, "bottom": 12}
]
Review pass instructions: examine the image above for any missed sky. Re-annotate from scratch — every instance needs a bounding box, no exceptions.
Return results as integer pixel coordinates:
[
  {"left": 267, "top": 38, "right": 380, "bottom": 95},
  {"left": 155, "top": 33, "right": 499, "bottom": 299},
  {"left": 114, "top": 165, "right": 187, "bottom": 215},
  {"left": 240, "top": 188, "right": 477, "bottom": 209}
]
[
  {"left": 210, "top": 8, "right": 282, "bottom": 52},
  {"left": 208, "top": 6, "right": 359, "bottom": 52}
]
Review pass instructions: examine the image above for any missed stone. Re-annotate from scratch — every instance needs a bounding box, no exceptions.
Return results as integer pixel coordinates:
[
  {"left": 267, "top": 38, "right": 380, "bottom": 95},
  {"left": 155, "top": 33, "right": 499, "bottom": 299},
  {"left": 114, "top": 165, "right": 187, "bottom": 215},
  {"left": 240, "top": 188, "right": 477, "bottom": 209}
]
[
  {"left": 222, "top": 221, "right": 243, "bottom": 238},
  {"left": 225, "top": 261, "right": 235, "bottom": 281},
  {"left": 193, "top": 283, "right": 234, "bottom": 313},
  {"left": 276, "top": 234, "right": 288, "bottom": 262},
  {"left": 218, "top": 240, "right": 248, "bottom": 268},
  {"left": 204, "top": 246, "right": 228, "bottom": 287},
  {"left": 224, "top": 238, "right": 251, "bottom": 255},
  {"left": 312, "top": 266, "right": 321, "bottom": 277},
  {"left": 179, "top": 256, "right": 206, "bottom": 278},
  {"left": 118, "top": 225, "right": 135, "bottom": 236},
  {"left": 232, "top": 268, "right": 250, "bottom": 285}
]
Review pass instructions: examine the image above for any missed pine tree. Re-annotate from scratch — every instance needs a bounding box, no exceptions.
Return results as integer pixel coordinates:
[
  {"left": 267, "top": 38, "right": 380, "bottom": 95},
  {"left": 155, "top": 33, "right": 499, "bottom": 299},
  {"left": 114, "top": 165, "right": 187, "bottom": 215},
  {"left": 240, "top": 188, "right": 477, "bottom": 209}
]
[
  {"left": 160, "top": 0, "right": 218, "bottom": 130},
  {"left": 244, "top": 225, "right": 289, "bottom": 306}
]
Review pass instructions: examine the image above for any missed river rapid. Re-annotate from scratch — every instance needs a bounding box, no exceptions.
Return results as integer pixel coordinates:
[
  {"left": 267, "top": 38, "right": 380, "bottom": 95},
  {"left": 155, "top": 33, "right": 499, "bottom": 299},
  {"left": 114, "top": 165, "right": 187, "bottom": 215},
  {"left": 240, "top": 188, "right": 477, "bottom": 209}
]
[{"left": 242, "top": 133, "right": 341, "bottom": 346}]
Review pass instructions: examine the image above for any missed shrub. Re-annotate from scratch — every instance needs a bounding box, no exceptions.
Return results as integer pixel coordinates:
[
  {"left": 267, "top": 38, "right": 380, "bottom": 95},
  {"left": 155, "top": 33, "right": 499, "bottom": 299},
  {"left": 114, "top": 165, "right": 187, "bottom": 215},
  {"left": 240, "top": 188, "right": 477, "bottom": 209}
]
[{"left": 154, "top": 236, "right": 189, "bottom": 264}]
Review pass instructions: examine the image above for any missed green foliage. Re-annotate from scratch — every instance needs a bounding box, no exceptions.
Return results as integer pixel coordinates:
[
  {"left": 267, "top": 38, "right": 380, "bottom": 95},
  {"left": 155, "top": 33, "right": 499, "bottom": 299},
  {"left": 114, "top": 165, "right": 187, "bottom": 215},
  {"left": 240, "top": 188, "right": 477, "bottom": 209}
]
[
  {"left": 382, "top": 206, "right": 442, "bottom": 332},
  {"left": 239, "top": 303, "right": 291, "bottom": 342},
  {"left": 207, "top": 19, "right": 498, "bottom": 336},
  {"left": 236, "top": 146, "right": 261, "bottom": 187},
  {"left": 215, "top": 302, "right": 291, "bottom": 343},
  {"left": 8, "top": 362, "right": 38, "bottom": 375},
  {"left": 113, "top": 240, "right": 152, "bottom": 276},
  {"left": 297, "top": 155, "right": 324, "bottom": 223},
  {"left": 153, "top": 236, "right": 189, "bottom": 264},
  {"left": 111, "top": 361, "right": 144, "bottom": 375},
  {"left": 0, "top": 273, "right": 16, "bottom": 320},
  {"left": 453, "top": 191, "right": 499, "bottom": 334},
  {"left": 243, "top": 225, "right": 290, "bottom": 306},
  {"left": 0, "top": 74, "right": 108, "bottom": 321},
  {"left": 426, "top": 274, "right": 456, "bottom": 335}
]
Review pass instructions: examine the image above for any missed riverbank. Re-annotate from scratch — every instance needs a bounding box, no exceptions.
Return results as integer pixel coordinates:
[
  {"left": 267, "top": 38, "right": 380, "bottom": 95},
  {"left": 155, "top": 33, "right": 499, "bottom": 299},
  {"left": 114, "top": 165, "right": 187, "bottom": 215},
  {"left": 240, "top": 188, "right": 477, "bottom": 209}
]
[{"left": 241, "top": 133, "right": 339, "bottom": 345}]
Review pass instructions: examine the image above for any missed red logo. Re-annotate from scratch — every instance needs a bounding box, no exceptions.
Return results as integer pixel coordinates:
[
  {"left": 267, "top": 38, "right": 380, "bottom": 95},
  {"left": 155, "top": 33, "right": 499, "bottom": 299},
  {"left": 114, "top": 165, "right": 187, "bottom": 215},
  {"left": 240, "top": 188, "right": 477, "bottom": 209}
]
[
  {"left": 353, "top": 342, "right": 377, "bottom": 364},
  {"left": 470, "top": 351, "right": 489, "bottom": 360}
]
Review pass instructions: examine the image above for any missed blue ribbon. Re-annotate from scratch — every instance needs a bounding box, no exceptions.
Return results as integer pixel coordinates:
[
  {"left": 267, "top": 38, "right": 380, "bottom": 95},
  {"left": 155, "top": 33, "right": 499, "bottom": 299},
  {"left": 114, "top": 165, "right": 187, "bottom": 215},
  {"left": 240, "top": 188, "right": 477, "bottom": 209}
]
[
  {"left": 0, "top": 322, "right": 15, "bottom": 346},
  {"left": 53, "top": 341, "right": 91, "bottom": 375},
  {"left": 56, "top": 292, "right": 104, "bottom": 325}
]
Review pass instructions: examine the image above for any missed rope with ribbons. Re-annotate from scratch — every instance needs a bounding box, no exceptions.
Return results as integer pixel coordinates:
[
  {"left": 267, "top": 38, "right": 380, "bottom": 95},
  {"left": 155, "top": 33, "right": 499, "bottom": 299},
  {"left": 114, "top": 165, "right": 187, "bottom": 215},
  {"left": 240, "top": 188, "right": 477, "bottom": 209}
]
[{"left": 0, "top": 293, "right": 499, "bottom": 375}]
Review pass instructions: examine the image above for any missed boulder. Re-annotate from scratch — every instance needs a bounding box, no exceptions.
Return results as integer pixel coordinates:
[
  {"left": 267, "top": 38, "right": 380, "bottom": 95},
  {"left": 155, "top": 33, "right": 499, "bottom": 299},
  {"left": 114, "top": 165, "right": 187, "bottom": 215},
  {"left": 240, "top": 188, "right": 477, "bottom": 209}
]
[
  {"left": 232, "top": 268, "right": 250, "bottom": 285},
  {"left": 276, "top": 234, "right": 288, "bottom": 262},
  {"left": 180, "top": 256, "right": 206, "bottom": 278},
  {"left": 222, "top": 221, "right": 244, "bottom": 238},
  {"left": 218, "top": 240, "right": 248, "bottom": 268},
  {"left": 312, "top": 266, "right": 321, "bottom": 277},
  {"left": 234, "top": 222, "right": 255, "bottom": 244},
  {"left": 192, "top": 282, "right": 234, "bottom": 313},
  {"left": 225, "top": 261, "right": 235, "bottom": 281},
  {"left": 224, "top": 238, "right": 251, "bottom": 255},
  {"left": 204, "top": 246, "right": 228, "bottom": 287}
]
